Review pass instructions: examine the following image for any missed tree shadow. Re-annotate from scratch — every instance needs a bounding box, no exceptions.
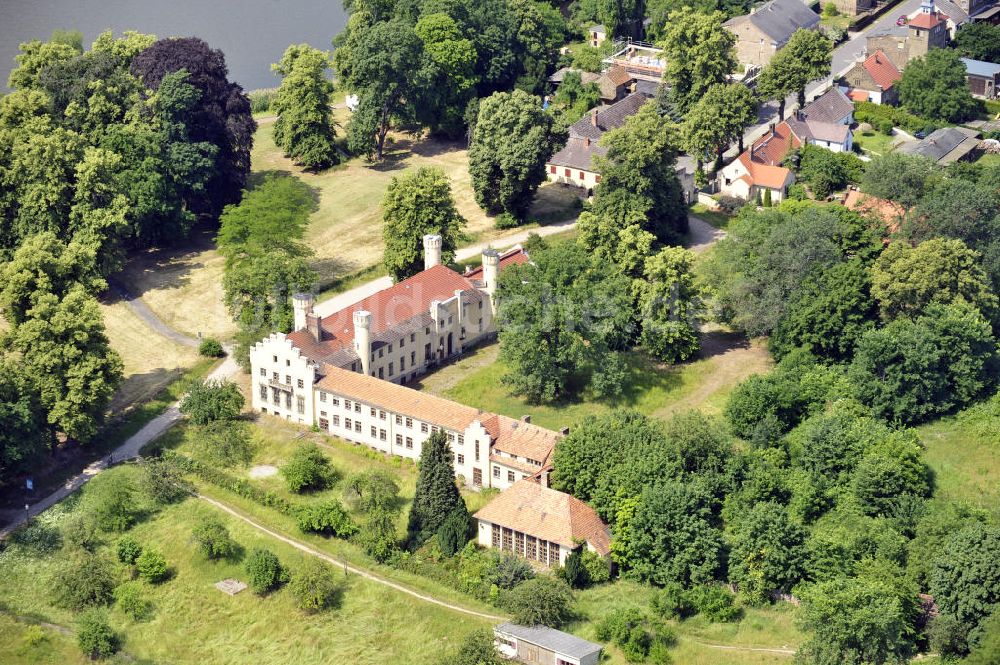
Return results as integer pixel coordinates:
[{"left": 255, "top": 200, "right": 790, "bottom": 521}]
[{"left": 695, "top": 329, "right": 751, "bottom": 361}]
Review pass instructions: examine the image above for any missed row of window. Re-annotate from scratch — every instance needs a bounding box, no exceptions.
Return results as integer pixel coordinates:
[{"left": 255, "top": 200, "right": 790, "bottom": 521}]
[
  {"left": 260, "top": 368, "right": 306, "bottom": 390},
  {"left": 549, "top": 165, "right": 601, "bottom": 182},
  {"left": 259, "top": 385, "right": 305, "bottom": 414},
  {"left": 492, "top": 526, "right": 561, "bottom": 566},
  {"left": 492, "top": 466, "right": 517, "bottom": 483}
]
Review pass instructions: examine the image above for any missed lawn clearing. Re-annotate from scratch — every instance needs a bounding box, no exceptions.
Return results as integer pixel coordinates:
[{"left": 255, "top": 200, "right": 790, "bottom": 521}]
[
  {"left": 917, "top": 406, "right": 1000, "bottom": 510},
  {"left": 0, "top": 614, "right": 87, "bottom": 665},
  {"left": 251, "top": 123, "right": 582, "bottom": 287},
  {"left": 0, "top": 470, "right": 491, "bottom": 665},
  {"left": 414, "top": 333, "right": 771, "bottom": 432},
  {"left": 101, "top": 299, "right": 200, "bottom": 414},
  {"left": 572, "top": 581, "right": 801, "bottom": 665},
  {"left": 852, "top": 129, "right": 900, "bottom": 157},
  {"left": 690, "top": 203, "right": 733, "bottom": 230},
  {"left": 117, "top": 225, "right": 236, "bottom": 341}
]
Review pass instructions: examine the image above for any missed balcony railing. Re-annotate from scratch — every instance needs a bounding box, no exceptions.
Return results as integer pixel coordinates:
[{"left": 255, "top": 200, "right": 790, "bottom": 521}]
[{"left": 268, "top": 378, "right": 293, "bottom": 392}]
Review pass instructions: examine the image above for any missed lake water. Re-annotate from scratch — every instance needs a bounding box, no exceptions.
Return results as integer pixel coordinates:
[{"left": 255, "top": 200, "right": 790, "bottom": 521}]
[{"left": 0, "top": 0, "right": 349, "bottom": 91}]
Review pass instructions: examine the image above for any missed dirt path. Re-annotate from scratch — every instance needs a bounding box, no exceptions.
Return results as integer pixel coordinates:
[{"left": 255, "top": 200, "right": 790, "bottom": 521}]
[
  {"left": 108, "top": 278, "right": 200, "bottom": 348},
  {"left": 197, "top": 494, "right": 506, "bottom": 622},
  {"left": 682, "top": 637, "right": 796, "bottom": 656}
]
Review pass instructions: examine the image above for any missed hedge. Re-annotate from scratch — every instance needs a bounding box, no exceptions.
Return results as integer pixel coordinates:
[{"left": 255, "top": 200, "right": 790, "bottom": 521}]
[{"left": 853, "top": 101, "right": 937, "bottom": 135}]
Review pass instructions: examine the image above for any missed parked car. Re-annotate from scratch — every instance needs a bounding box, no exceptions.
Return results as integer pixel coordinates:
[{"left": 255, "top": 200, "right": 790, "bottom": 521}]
[
  {"left": 914, "top": 129, "right": 927, "bottom": 139},
  {"left": 896, "top": 15, "right": 908, "bottom": 25}
]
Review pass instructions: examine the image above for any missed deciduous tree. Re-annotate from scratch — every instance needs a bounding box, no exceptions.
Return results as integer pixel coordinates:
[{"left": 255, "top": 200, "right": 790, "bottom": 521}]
[
  {"left": 637, "top": 246, "right": 703, "bottom": 363},
  {"left": 468, "top": 89, "right": 558, "bottom": 220},
  {"left": 382, "top": 167, "right": 466, "bottom": 281},
  {"left": 899, "top": 48, "right": 979, "bottom": 123},
  {"left": 272, "top": 44, "right": 338, "bottom": 170},
  {"left": 758, "top": 29, "right": 831, "bottom": 117},
  {"left": 662, "top": 9, "right": 738, "bottom": 114}
]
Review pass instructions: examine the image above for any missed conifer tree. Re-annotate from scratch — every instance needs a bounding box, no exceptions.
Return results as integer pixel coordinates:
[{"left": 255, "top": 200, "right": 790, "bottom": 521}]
[{"left": 407, "top": 430, "right": 467, "bottom": 546}]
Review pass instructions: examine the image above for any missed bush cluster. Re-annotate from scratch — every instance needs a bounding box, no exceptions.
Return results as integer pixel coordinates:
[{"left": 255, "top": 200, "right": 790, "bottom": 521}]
[{"left": 853, "top": 102, "right": 937, "bottom": 136}]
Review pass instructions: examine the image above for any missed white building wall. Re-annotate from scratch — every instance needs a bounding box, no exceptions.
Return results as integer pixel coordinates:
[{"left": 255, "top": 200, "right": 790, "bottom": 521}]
[
  {"left": 546, "top": 164, "right": 601, "bottom": 190},
  {"left": 250, "top": 333, "right": 317, "bottom": 425}
]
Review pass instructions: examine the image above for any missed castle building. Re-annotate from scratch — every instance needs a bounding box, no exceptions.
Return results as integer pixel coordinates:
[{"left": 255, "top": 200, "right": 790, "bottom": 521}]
[{"left": 248, "top": 237, "right": 558, "bottom": 488}]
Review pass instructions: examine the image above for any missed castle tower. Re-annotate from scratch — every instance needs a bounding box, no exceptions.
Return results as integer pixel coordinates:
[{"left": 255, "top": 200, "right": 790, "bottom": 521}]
[
  {"left": 353, "top": 310, "right": 372, "bottom": 376},
  {"left": 482, "top": 248, "right": 500, "bottom": 300},
  {"left": 423, "top": 234, "right": 443, "bottom": 270},
  {"left": 292, "top": 292, "right": 315, "bottom": 332}
]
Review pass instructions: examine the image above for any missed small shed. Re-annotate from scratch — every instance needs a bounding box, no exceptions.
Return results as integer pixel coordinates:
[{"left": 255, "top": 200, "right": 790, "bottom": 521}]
[
  {"left": 961, "top": 57, "right": 1000, "bottom": 99},
  {"left": 494, "top": 623, "right": 603, "bottom": 665}
]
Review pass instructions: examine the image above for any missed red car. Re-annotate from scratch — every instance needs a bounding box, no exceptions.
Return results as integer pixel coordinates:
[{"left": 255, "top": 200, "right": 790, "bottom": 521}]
[{"left": 896, "top": 14, "right": 909, "bottom": 25}]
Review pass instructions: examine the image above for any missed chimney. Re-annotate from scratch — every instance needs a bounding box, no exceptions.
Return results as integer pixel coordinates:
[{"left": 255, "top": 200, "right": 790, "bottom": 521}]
[
  {"left": 423, "top": 234, "right": 442, "bottom": 270},
  {"left": 591, "top": 110, "right": 599, "bottom": 127},
  {"left": 584, "top": 137, "right": 591, "bottom": 147},
  {"left": 292, "top": 293, "right": 315, "bottom": 332},
  {"left": 521, "top": 415, "right": 531, "bottom": 423},
  {"left": 306, "top": 312, "right": 322, "bottom": 341}
]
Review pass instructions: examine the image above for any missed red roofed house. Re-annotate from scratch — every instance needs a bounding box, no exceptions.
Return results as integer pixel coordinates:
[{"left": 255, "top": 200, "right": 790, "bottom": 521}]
[
  {"left": 719, "top": 123, "right": 797, "bottom": 202},
  {"left": 475, "top": 480, "right": 611, "bottom": 567},
  {"left": 839, "top": 49, "right": 902, "bottom": 105}
]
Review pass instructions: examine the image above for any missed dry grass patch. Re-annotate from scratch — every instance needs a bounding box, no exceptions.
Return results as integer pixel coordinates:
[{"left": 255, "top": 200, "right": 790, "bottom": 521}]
[
  {"left": 118, "top": 228, "right": 236, "bottom": 341},
  {"left": 251, "top": 124, "right": 581, "bottom": 286},
  {"left": 101, "top": 299, "right": 200, "bottom": 413}
]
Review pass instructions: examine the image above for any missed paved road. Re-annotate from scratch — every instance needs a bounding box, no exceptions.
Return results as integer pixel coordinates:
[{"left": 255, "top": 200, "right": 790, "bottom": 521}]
[
  {"left": 687, "top": 215, "right": 726, "bottom": 252},
  {"left": 732, "top": 0, "right": 924, "bottom": 158},
  {"left": 108, "top": 278, "right": 200, "bottom": 348},
  {"left": 0, "top": 353, "right": 239, "bottom": 538}
]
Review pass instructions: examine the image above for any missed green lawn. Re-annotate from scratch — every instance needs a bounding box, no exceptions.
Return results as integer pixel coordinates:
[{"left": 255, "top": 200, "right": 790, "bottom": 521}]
[
  {"left": 853, "top": 129, "right": 898, "bottom": 157},
  {"left": 690, "top": 203, "right": 733, "bottom": 230},
  {"left": 917, "top": 400, "right": 1000, "bottom": 510},
  {"left": 414, "top": 335, "right": 771, "bottom": 432},
  {"left": 0, "top": 466, "right": 491, "bottom": 665},
  {"left": 0, "top": 615, "right": 88, "bottom": 665},
  {"left": 572, "top": 581, "right": 801, "bottom": 664}
]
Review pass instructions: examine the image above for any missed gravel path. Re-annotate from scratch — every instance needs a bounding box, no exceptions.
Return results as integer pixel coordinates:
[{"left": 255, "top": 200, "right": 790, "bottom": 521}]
[
  {"left": 198, "top": 493, "right": 507, "bottom": 622},
  {"left": 108, "top": 277, "right": 200, "bottom": 348}
]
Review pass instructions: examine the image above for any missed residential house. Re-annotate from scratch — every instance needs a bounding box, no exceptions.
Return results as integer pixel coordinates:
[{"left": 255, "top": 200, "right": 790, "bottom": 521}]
[
  {"left": 596, "top": 65, "right": 632, "bottom": 103},
  {"left": 601, "top": 42, "right": 666, "bottom": 83},
  {"left": 545, "top": 92, "right": 696, "bottom": 201},
  {"left": 840, "top": 49, "right": 902, "bottom": 105},
  {"left": 589, "top": 24, "right": 607, "bottom": 48},
  {"left": 494, "top": 624, "right": 603, "bottom": 665},
  {"left": 898, "top": 126, "right": 983, "bottom": 163},
  {"left": 962, "top": 57, "right": 1000, "bottom": 98},
  {"left": 719, "top": 87, "right": 854, "bottom": 201},
  {"left": 475, "top": 479, "right": 611, "bottom": 567},
  {"left": 723, "top": 0, "right": 821, "bottom": 68},
  {"left": 868, "top": 0, "right": 950, "bottom": 69}
]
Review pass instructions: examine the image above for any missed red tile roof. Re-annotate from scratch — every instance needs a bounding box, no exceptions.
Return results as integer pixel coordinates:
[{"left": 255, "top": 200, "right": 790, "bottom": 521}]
[
  {"left": 465, "top": 246, "right": 528, "bottom": 279},
  {"left": 474, "top": 480, "right": 611, "bottom": 555},
  {"left": 847, "top": 89, "right": 870, "bottom": 102},
  {"left": 862, "top": 50, "right": 902, "bottom": 91},
  {"left": 288, "top": 264, "right": 480, "bottom": 362},
  {"left": 908, "top": 10, "right": 945, "bottom": 28},
  {"left": 750, "top": 121, "right": 800, "bottom": 166}
]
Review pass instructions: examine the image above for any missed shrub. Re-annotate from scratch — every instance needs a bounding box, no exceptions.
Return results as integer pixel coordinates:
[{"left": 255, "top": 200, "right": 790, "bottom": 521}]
[
  {"left": 53, "top": 554, "right": 117, "bottom": 610},
  {"left": 115, "top": 536, "right": 142, "bottom": 565},
  {"left": 138, "top": 456, "right": 193, "bottom": 504},
  {"left": 853, "top": 101, "right": 936, "bottom": 135},
  {"left": 495, "top": 211, "right": 521, "bottom": 229},
  {"left": 823, "top": 2, "right": 839, "bottom": 15},
  {"left": 9, "top": 520, "right": 62, "bottom": 556},
  {"left": 684, "top": 584, "right": 741, "bottom": 622},
  {"left": 504, "top": 576, "right": 574, "bottom": 628},
  {"left": 247, "top": 88, "right": 278, "bottom": 113},
  {"left": 63, "top": 514, "right": 100, "bottom": 551},
  {"left": 245, "top": 548, "right": 289, "bottom": 595},
  {"left": 198, "top": 337, "right": 225, "bottom": 357},
  {"left": 162, "top": 451, "right": 296, "bottom": 516},
  {"left": 191, "top": 517, "right": 239, "bottom": 560},
  {"left": 581, "top": 549, "right": 611, "bottom": 584},
  {"left": 114, "top": 582, "right": 153, "bottom": 621},
  {"left": 180, "top": 380, "right": 244, "bottom": 425},
  {"left": 595, "top": 608, "right": 676, "bottom": 663},
  {"left": 76, "top": 609, "right": 119, "bottom": 660},
  {"left": 295, "top": 500, "right": 357, "bottom": 537},
  {"left": 560, "top": 548, "right": 586, "bottom": 589},
  {"left": 195, "top": 421, "right": 255, "bottom": 468},
  {"left": 716, "top": 195, "right": 745, "bottom": 214},
  {"left": 281, "top": 443, "right": 337, "bottom": 493},
  {"left": 489, "top": 552, "right": 536, "bottom": 590},
  {"left": 86, "top": 472, "right": 138, "bottom": 532},
  {"left": 437, "top": 509, "right": 472, "bottom": 557},
  {"left": 136, "top": 549, "right": 169, "bottom": 583},
  {"left": 650, "top": 582, "right": 695, "bottom": 619},
  {"left": 289, "top": 559, "right": 342, "bottom": 612}
]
